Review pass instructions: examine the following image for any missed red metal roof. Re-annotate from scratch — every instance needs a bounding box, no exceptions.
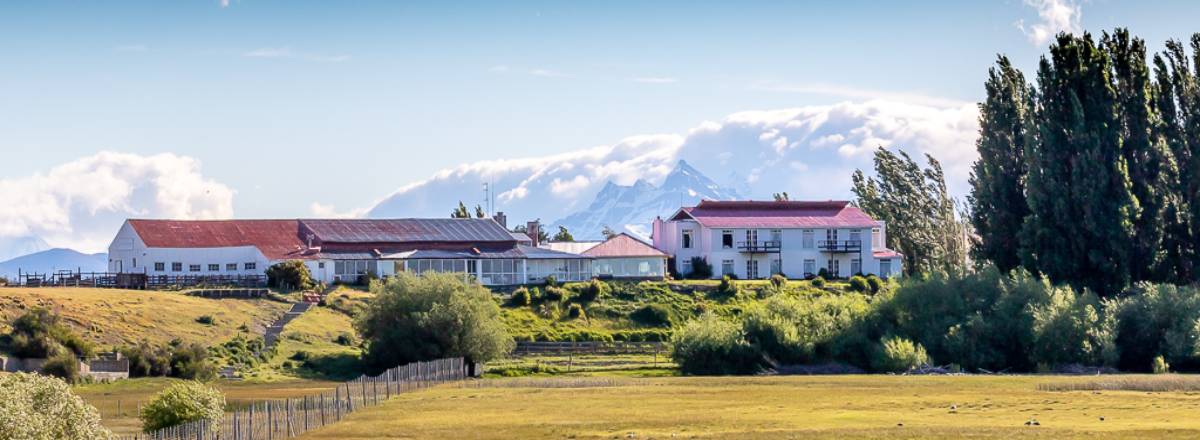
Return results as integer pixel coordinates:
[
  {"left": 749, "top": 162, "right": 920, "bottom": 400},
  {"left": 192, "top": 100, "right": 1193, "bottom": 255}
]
[
  {"left": 128, "top": 219, "right": 310, "bottom": 260},
  {"left": 582, "top": 233, "right": 668, "bottom": 258},
  {"left": 300, "top": 218, "right": 514, "bottom": 243},
  {"left": 675, "top": 200, "right": 881, "bottom": 229},
  {"left": 873, "top": 249, "right": 903, "bottom": 258}
]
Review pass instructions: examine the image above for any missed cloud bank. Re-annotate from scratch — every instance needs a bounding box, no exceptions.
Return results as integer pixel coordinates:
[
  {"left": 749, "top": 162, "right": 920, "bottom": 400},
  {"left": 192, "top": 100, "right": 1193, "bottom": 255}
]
[
  {"left": 368, "top": 99, "right": 980, "bottom": 225},
  {"left": 0, "top": 152, "right": 234, "bottom": 252},
  {"left": 1018, "top": 0, "right": 1083, "bottom": 45}
]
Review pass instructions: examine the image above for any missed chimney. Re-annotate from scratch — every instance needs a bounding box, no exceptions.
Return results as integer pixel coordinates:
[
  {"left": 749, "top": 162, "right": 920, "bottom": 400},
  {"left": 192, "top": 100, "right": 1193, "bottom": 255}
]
[
  {"left": 526, "top": 220, "right": 541, "bottom": 247},
  {"left": 494, "top": 211, "right": 507, "bottom": 229}
]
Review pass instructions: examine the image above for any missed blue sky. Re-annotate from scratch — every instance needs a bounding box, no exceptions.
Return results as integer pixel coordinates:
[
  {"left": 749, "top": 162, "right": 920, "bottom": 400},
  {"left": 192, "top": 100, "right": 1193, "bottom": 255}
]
[{"left": 0, "top": 0, "right": 1198, "bottom": 251}]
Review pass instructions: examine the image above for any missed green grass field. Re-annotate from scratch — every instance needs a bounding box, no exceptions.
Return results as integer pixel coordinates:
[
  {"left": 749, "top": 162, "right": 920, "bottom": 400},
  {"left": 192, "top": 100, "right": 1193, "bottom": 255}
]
[{"left": 296, "top": 375, "right": 1200, "bottom": 439}]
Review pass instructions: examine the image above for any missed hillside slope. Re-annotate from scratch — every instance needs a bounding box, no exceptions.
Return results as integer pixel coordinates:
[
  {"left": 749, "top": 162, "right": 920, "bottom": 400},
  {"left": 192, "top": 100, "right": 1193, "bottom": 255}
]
[
  {"left": 0, "top": 248, "right": 108, "bottom": 278},
  {"left": 0, "top": 287, "right": 291, "bottom": 349}
]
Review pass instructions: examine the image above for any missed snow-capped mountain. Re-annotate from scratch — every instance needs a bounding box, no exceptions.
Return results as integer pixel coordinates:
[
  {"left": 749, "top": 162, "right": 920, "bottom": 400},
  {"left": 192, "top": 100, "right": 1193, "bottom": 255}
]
[
  {"left": 0, "top": 235, "right": 51, "bottom": 263},
  {"left": 552, "top": 160, "right": 740, "bottom": 240}
]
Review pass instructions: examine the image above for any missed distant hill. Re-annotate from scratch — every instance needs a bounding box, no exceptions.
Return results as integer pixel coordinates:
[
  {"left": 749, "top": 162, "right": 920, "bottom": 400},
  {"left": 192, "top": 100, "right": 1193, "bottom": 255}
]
[
  {"left": 552, "top": 160, "right": 740, "bottom": 240},
  {"left": 0, "top": 235, "right": 51, "bottom": 263},
  {"left": 0, "top": 248, "right": 108, "bottom": 278}
]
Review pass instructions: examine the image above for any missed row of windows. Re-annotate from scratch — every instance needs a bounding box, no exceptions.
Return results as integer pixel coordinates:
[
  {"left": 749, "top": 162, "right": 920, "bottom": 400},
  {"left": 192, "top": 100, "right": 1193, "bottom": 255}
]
[
  {"left": 684, "top": 229, "right": 868, "bottom": 249},
  {"left": 152, "top": 262, "right": 256, "bottom": 272}
]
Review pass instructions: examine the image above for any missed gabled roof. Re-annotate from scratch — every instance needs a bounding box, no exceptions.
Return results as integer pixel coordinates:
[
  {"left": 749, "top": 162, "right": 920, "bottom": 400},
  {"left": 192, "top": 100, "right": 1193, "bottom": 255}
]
[
  {"left": 127, "top": 219, "right": 309, "bottom": 260},
  {"left": 582, "top": 233, "right": 668, "bottom": 258},
  {"left": 541, "top": 241, "right": 603, "bottom": 254},
  {"left": 671, "top": 200, "right": 880, "bottom": 229},
  {"left": 300, "top": 218, "right": 514, "bottom": 243}
]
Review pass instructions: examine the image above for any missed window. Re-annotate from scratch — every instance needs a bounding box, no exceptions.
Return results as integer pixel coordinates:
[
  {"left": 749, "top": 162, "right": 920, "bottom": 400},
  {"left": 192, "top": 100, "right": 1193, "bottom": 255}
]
[
  {"left": 244, "top": 262, "right": 257, "bottom": 271},
  {"left": 189, "top": 264, "right": 201, "bottom": 272},
  {"left": 746, "top": 260, "right": 760, "bottom": 279},
  {"left": 827, "top": 259, "right": 840, "bottom": 278},
  {"left": 880, "top": 259, "right": 892, "bottom": 277},
  {"left": 681, "top": 258, "right": 693, "bottom": 274},
  {"left": 803, "top": 259, "right": 816, "bottom": 276},
  {"left": 227, "top": 263, "right": 237, "bottom": 271},
  {"left": 721, "top": 230, "right": 733, "bottom": 249},
  {"left": 132, "top": 258, "right": 137, "bottom": 268},
  {"left": 318, "top": 262, "right": 325, "bottom": 269},
  {"left": 208, "top": 264, "right": 220, "bottom": 272},
  {"left": 721, "top": 259, "right": 734, "bottom": 276},
  {"left": 154, "top": 262, "right": 165, "bottom": 272},
  {"left": 682, "top": 230, "right": 693, "bottom": 249},
  {"left": 826, "top": 229, "right": 839, "bottom": 242},
  {"left": 849, "top": 229, "right": 862, "bottom": 246},
  {"left": 770, "top": 229, "right": 782, "bottom": 245},
  {"left": 851, "top": 258, "right": 861, "bottom": 275},
  {"left": 745, "top": 229, "right": 758, "bottom": 246},
  {"left": 771, "top": 258, "right": 781, "bottom": 275},
  {"left": 172, "top": 262, "right": 182, "bottom": 272},
  {"left": 802, "top": 230, "right": 814, "bottom": 249}
]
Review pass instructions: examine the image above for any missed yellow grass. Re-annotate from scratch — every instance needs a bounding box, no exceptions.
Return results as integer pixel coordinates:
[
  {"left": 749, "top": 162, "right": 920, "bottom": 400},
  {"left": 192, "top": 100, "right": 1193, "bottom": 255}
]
[
  {"left": 298, "top": 375, "right": 1200, "bottom": 439},
  {"left": 0, "top": 287, "right": 290, "bottom": 348}
]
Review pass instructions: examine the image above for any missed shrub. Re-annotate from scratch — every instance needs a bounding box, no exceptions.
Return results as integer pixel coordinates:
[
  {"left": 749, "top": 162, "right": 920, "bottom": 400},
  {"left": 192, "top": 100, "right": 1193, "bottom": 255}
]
[
  {"left": 1111, "top": 283, "right": 1200, "bottom": 372},
  {"left": 769, "top": 274, "right": 787, "bottom": 289},
  {"left": 170, "top": 343, "right": 217, "bottom": 381},
  {"left": 140, "top": 381, "right": 225, "bottom": 432},
  {"left": 266, "top": 260, "right": 314, "bottom": 291},
  {"left": 1029, "top": 287, "right": 1116, "bottom": 369},
  {"left": 817, "top": 268, "right": 830, "bottom": 279},
  {"left": 6, "top": 307, "right": 94, "bottom": 359},
  {"left": 866, "top": 275, "right": 884, "bottom": 293},
  {"left": 509, "top": 287, "right": 532, "bottom": 306},
  {"left": 40, "top": 352, "right": 81, "bottom": 383},
  {"left": 1153, "top": 355, "right": 1171, "bottom": 374},
  {"left": 575, "top": 279, "right": 610, "bottom": 303},
  {"left": 848, "top": 275, "right": 869, "bottom": 292},
  {"left": 630, "top": 304, "right": 674, "bottom": 327},
  {"left": 810, "top": 276, "right": 826, "bottom": 288},
  {"left": 670, "top": 314, "right": 762, "bottom": 375},
  {"left": 357, "top": 272, "right": 514, "bottom": 368},
  {"left": 872, "top": 336, "right": 930, "bottom": 373},
  {"left": 121, "top": 342, "right": 174, "bottom": 377},
  {"left": 334, "top": 333, "right": 355, "bottom": 346},
  {"left": 717, "top": 275, "right": 737, "bottom": 295},
  {"left": 744, "top": 294, "right": 870, "bottom": 365},
  {"left": 0, "top": 372, "right": 111, "bottom": 439},
  {"left": 544, "top": 275, "right": 558, "bottom": 287},
  {"left": 195, "top": 315, "right": 216, "bottom": 325},
  {"left": 687, "top": 257, "right": 713, "bottom": 279},
  {"left": 543, "top": 286, "right": 571, "bottom": 303},
  {"left": 567, "top": 303, "right": 586, "bottom": 320}
]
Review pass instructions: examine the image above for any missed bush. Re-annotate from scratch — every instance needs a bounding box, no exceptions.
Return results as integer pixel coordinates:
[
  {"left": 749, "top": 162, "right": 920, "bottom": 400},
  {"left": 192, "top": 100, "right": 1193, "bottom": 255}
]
[
  {"left": 122, "top": 342, "right": 173, "bottom": 377},
  {"left": 1029, "top": 287, "right": 1115, "bottom": 368},
  {"left": 140, "top": 381, "right": 225, "bottom": 432},
  {"left": 575, "top": 279, "right": 610, "bottom": 303},
  {"left": 543, "top": 286, "right": 570, "bottom": 303},
  {"left": 630, "top": 304, "right": 674, "bottom": 327},
  {"left": 872, "top": 336, "right": 930, "bottom": 373},
  {"left": 567, "top": 303, "right": 586, "bottom": 320},
  {"left": 334, "top": 333, "right": 355, "bottom": 346},
  {"left": 266, "top": 260, "right": 314, "bottom": 291},
  {"left": 866, "top": 275, "right": 884, "bottom": 293},
  {"left": 1153, "top": 355, "right": 1171, "bottom": 374},
  {"left": 769, "top": 274, "right": 787, "bottom": 289},
  {"left": 6, "top": 307, "right": 94, "bottom": 359},
  {"left": 687, "top": 257, "right": 713, "bottom": 279},
  {"left": 0, "top": 372, "right": 111, "bottom": 439},
  {"left": 717, "top": 275, "right": 737, "bottom": 295},
  {"left": 40, "top": 351, "right": 81, "bottom": 383},
  {"left": 170, "top": 343, "right": 217, "bottom": 381},
  {"left": 670, "top": 314, "right": 762, "bottom": 375},
  {"left": 848, "top": 275, "right": 869, "bottom": 292},
  {"left": 544, "top": 275, "right": 558, "bottom": 287},
  {"left": 357, "top": 272, "right": 514, "bottom": 368},
  {"left": 195, "top": 315, "right": 216, "bottom": 325},
  {"left": 817, "top": 268, "right": 830, "bottom": 279},
  {"left": 509, "top": 287, "right": 532, "bottom": 306},
  {"left": 810, "top": 276, "right": 826, "bottom": 288}
]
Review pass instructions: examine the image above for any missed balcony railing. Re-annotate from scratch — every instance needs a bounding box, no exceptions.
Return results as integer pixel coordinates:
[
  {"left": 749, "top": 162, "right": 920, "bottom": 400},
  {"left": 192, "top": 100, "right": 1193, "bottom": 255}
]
[
  {"left": 818, "top": 239, "right": 862, "bottom": 253},
  {"left": 737, "top": 240, "right": 781, "bottom": 252}
]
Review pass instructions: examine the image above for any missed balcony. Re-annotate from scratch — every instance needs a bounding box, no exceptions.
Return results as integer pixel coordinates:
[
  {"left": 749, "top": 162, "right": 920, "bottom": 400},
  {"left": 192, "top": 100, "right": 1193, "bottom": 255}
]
[
  {"left": 737, "top": 241, "right": 781, "bottom": 252},
  {"left": 818, "top": 239, "right": 862, "bottom": 253}
]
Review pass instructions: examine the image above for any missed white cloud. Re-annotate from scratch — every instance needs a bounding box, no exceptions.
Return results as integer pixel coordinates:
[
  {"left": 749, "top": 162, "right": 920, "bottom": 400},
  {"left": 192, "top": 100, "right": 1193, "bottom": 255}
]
[
  {"left": 1017, "top": 0, "right": 1082, "bottom": 46},
  {"left": 369, "top": 99, "right": 980, "bottom": 224},
  {"left": 0, "top": 152, "right": 234, "bottom": 252},
  {"left": 632, "top": 77, "right": 678, "bottom": 84},
  {"left": 243, "top": 47, "right": 350, "bottom": 63},
  {"left": 220, "top": 0, "right": 230, "bottom": 7},
  {"left": 309, "top": 202, "right": 367, "bottom": 219}
]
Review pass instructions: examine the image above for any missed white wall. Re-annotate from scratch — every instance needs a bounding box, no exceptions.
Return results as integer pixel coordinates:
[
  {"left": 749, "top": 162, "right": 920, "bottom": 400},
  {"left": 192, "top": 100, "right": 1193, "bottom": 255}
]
[{"left": 107, "top": 221, "right": 273, "bottom": 277}]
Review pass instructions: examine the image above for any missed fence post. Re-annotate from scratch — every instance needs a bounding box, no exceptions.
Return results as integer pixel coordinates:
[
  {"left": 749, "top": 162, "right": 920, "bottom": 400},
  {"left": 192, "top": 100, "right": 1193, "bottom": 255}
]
[{"left": 320, "top": 393, "right": 327, "bottom": 426}]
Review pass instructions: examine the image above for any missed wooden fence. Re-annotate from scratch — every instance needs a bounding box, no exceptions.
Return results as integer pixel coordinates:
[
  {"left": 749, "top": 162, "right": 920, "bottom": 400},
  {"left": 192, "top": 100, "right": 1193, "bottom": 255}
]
[
  {"left": 513, "top": 341, "right": 666, "bottom": 356},
  {"left": 117, "top": 357, "right": 465, "bottom": 440},
  {"left": 16, "top": 270, "right": 267, "bottom": 290}
]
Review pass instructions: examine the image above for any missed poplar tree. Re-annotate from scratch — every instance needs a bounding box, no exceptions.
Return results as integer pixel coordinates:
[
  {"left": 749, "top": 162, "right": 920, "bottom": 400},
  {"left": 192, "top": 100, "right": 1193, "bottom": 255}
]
[
  {"left": 1152, "top": 35, "right": 1200, "bottom": 282},
  {"left": 969, "top": 56, "right": 1031, "bottom": 273}
]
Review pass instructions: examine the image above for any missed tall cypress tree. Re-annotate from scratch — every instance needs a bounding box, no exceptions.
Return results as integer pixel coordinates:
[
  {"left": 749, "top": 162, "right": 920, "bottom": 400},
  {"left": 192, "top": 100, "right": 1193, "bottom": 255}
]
[
  {"left": 969, "top": 56, "right": 1031, "bottom": 273},
  {"left": 1104, "top": 29, "right": 1178, "bottom": 283},
  {"left": 1152, "top": 35, "right": 1200, "bottom": 282},
  {"left": 1021, "top": 32, "right": 1138, "bottom": 295}
]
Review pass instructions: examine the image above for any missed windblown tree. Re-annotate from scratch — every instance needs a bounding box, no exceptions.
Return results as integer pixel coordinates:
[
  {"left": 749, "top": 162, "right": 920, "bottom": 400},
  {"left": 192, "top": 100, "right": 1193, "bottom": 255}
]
[
  {"left": 969, "top": 55, "right": 1032, "bottom": 273},
  {"left": 552, "top": 226, "right": 575, "bottom": 242},
  {"left": 450, "top": 201, "right": 486, "bottom": 219},
  {"left": 853, "top": 148, "right": 969, "bottom": 277},
  {"left": 1151, "top": 35, "right": 1200, "bottom": 282}
]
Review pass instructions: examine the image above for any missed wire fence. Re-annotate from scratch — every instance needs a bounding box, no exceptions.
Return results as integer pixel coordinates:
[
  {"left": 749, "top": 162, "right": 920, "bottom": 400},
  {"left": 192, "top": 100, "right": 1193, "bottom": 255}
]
[{"left": 116, "top": 357, "right": 465, "bottom": 440}]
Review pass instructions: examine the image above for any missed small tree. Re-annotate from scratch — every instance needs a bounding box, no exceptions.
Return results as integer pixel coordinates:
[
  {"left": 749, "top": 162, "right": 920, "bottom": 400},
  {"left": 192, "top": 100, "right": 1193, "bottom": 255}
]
[
  {"left": 140, "top": 381, "right": 224, "bottom": 432},
  {"left": 6, "top": 307, "right": 93, "bottom": 359},
  {"left": 356, "top": 272, "right": 514, "bottom": 369},
  {"left": 41, "top": 352, "right": 81, "bottom": 383},
  {"left": 601, "top": 225, "right": 618, "bottom": 239},
  {"left": 872, "top": 336, "right": 931, "bottom": 373},
  {"left": 266, "top": 260, "right": 314, "bottom": 291},
  {"left": 552, "top": 226, "right": 575, "bottom": 242},
  {"left": 0, "top": 373, "right": 111, "bottom": 440},
  {"left": 687, "top": 257, "right": 713, "bottom": 279}
]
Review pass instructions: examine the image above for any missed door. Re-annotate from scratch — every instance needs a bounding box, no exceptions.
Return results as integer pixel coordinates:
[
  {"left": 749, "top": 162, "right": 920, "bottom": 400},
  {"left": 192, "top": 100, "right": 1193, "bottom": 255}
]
[
  {"left": 746, "top": 259, "right": 760, "bottom": 279},
  {"left": 745, "top": 229, "right": 759, "bottom": 247},
  {"left": 827, "top": 259, "right": 840, "bottom": 278}
]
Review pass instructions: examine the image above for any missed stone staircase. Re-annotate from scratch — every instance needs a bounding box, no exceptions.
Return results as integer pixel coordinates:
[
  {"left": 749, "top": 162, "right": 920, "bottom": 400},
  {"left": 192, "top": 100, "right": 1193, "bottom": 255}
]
[{"left": 264, "top": 302, "right": 313, "bottom": 349}]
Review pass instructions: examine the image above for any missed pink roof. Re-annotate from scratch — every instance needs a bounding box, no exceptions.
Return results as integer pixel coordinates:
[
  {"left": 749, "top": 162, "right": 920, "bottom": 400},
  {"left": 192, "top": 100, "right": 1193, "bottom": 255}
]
[
  {"left": 873, "top": 249, "right": 903, "bottom": 258},
  {"left": 673, "top": 200, "right": 880, "bottom": 229},
  {"left": 582, "top": 233, "right": 668, "bottom": 258},
  {"left": 128, "top": 219, "right": 312, "bottom": 260}
]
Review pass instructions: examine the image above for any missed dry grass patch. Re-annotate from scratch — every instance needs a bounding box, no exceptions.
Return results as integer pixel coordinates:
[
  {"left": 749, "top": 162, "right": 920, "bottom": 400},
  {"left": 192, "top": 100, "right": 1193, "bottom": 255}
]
[{"left": 1038, "top": 374, "right": 1200, "bottom": 392}]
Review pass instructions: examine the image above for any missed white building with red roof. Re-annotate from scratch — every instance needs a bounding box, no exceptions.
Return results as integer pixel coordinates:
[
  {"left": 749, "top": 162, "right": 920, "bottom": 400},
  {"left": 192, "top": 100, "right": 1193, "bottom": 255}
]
[
  {"left": 541, "top": 233, "right": 669, "bottom": 279},
  {"left": 652, "top": 200, "right": 902, "bottom": 279}
]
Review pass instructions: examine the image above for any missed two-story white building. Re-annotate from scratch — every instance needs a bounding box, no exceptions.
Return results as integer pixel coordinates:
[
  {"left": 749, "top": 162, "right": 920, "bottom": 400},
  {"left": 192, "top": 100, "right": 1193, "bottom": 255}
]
[{"left": 652, "top": 200, "right": 902, "bottom": 279}]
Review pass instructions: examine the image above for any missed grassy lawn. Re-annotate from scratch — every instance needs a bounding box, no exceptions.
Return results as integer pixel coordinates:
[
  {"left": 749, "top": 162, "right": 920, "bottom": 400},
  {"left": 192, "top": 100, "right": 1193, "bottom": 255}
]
[
  {"left": 0, "top": 287, "right": 290, "bottom": 348},
  {"left": 297, "top": 375, "right": 1200, "bottom": 439},
  {"left": 75, "top": 377, "right": 340, "bottom": 436}
]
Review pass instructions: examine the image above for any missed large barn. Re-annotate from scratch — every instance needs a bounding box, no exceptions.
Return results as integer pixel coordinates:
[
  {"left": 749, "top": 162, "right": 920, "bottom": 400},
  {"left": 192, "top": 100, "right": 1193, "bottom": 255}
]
[{"left": 106, "top": 218, "right": 593, "bottom": 286}]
